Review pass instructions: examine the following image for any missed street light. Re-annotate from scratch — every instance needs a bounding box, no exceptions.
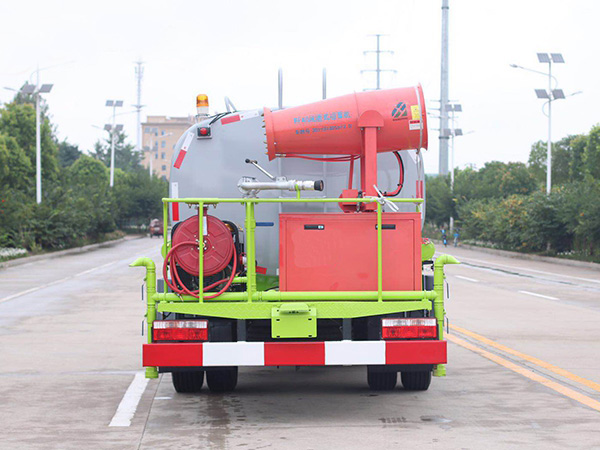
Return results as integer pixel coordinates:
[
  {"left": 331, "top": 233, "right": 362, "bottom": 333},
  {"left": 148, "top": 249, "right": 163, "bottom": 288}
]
[
  {"left": 444, "top": 103, "right": 462, "bottom": 233},
  {"left": 105, "top": 100, "right": 123, "bottom": 187},
  {"left": 5, "top": 75, "right": 53, "bottom": 204},
  {"left": 511, "top": 53, "right": 565, "bottom": 194}
]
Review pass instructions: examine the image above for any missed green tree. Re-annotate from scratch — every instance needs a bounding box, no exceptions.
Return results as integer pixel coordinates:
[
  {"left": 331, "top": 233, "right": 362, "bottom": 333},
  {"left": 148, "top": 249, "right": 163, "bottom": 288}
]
[
  {"left": 0, "top": 102, "right": 58, "bottom": 182},
  {"left": 529, "top": 135, "right": 586, "bottom": 186},
  {"left": 425, "top": 174, "right": 453, "bottom": 227},
  {"left": 67, "top": 155, "right": 116, "bottom": 235},
  {"left": 112, "top": 169, "right": 168, "bottom": 227},
  {"left": 57, "top": 140, "right": 81, "bottom": 168},
  {"left": 0, "top": 134, "right": 32, "bottom": 191},
  {"left": 583, "top": 125, "right": 600, "bottom": 180}
]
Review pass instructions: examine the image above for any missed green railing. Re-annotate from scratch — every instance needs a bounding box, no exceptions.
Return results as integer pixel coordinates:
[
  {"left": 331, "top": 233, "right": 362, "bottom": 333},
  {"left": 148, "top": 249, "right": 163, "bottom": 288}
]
[
  {"left": 160, "top": 196, "right": 424, "bottom": 303},
  {"left": 131, "top": 195, "right": 459, "bottom": 378}
]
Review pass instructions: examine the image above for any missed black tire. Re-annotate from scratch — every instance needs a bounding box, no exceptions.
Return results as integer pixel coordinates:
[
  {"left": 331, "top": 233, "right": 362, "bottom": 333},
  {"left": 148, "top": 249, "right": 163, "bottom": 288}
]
[
  {"left": 172, "top": 371, "right": 204, "bottom": 393},
  {"left": 206, "top": 367, "right": 238, "bottom": 393},
  {"left": 401, "top": 370, "right": 432, "bottom": 391},
  {"left": 367, "top": 367, "right": 397, "bottom": 391}
]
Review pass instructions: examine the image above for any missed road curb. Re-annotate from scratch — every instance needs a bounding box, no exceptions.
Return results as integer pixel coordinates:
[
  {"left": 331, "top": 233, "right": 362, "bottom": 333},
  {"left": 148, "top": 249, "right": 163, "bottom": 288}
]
[
  {"left": 445, "top": 241, "right": 600, "bottom": 272},
  {"left": 0, "top": 235, "right": 145, "bottom": 270}
]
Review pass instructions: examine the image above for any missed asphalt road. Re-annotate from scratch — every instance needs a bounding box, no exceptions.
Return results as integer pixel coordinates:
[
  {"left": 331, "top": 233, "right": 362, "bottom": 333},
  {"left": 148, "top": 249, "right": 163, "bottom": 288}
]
[{"left": 1, "top": 237, "right": 599, "bottom": 449}]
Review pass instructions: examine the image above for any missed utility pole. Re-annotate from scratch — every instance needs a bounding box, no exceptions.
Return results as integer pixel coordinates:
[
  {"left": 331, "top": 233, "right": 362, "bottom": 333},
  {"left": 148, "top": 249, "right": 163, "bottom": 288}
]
[
  {"left": 134, "top": 61, "right": 144, "bottom": 153},
  {"left": 105, "top": 100, "right": 123, "bottom": 187},
  {"left": 362, "top": 34, "right": 396, "bottom": 90},
  {"left": 439, "top": 0, "right": 450, "bottom": 175},
  {"left": 278, "top": 68, "right": 283, "bottom": 110}
]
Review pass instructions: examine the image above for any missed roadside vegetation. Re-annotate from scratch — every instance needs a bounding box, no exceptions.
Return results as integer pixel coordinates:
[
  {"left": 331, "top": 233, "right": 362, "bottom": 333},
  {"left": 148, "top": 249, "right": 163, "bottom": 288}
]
[
  {"left": 426, "top": 125, "right": 600, "bottom": 263},
  {"left": 0, "top": 89, "right": 167, "bottom": 257}
]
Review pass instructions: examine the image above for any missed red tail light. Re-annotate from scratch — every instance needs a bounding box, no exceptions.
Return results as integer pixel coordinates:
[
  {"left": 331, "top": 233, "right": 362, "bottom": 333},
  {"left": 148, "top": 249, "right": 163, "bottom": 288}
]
[
  {"left": 381, "top": 318, "right": 437, "bottom": 339},
  {"left": 153, "top": 320, "right": 208, "bottom": 341}
]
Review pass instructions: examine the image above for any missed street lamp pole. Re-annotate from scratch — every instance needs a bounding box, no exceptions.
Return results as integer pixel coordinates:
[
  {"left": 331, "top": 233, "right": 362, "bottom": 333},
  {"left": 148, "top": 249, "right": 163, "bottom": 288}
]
[
  {"left": 5, "top": 72, "right": 53, "bottom": 204},
  {"left": 35, "top": 69, "right": 42, "bottom": 203},
  {"left": 510, "top": 53, "right": 565, "bottom": 194},
  {"left": 546, "top": 60, "right": 552, "bottom": 195},
  {"left": 105, "top": 100, "right": 123, "bottom": 187},
  {"left": 110, "top": 104, "right": 116, "bottom": 187}
]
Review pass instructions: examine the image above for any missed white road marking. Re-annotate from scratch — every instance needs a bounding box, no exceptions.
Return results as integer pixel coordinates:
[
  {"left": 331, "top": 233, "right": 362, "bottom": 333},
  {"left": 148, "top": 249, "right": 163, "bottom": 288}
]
[
  {"left": 458, "top": 255, "right": 600, "bottom": 284},
  {"left": 109, "top": 372, "right": 149, "bottom": 427},
  {"left": 73, "top": 261, "right": 116, "bottom": 277},
  {"left": 154, "top": 396, "right": 172, "bottom": 400},
  {"left": 0, "top": 261, "right": 117, "bottom": 304},
  {"left": 518, "top": 290, "right": 559, "bottom": 301},
  {"left": 455, "top": 275, "right": 479, "bottom": 283}
]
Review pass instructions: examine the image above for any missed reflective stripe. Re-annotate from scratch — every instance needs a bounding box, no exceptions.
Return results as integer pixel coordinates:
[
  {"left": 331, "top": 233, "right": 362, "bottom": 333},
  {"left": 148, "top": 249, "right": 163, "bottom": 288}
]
[
  {"left": 325, "top": 341, "right": 386, "bottom": 365},
  {"left": 143, "top": 340, "right": 446, "bottom": 367},
  {"left": 203, "top": 342, "right": 264, "bottom": 366}
]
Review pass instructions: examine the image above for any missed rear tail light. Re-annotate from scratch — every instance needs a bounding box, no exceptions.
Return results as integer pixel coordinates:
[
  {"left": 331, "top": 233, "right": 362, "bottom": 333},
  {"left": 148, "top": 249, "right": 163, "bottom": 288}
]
[
  {"left": 153, "top": 320, "right": 208, "bottom": 341},
  {"left": 381, "top": 318, "right": 437, "bottom": 339}
]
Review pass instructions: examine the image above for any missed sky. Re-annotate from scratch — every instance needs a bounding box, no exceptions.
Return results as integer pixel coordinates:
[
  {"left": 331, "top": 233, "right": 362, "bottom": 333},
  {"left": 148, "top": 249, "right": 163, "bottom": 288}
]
[{"left": 0, "top": 0, "right": 598, "bottom": 174}]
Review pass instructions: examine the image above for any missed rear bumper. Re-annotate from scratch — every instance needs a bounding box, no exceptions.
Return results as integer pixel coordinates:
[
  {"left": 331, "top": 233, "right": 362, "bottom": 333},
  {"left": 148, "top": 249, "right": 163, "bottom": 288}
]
[{"left": 143, "top": 340, "right": 447, "bottom": 367}]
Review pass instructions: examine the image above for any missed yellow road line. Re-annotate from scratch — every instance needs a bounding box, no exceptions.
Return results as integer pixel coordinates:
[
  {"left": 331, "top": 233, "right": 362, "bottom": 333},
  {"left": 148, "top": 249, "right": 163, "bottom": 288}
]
[
  {"left": 450, "top": 324, "right": 600, "bottom": 394},
  {"left": 447, "top": 334, "right": 600, "bottom": 413}
]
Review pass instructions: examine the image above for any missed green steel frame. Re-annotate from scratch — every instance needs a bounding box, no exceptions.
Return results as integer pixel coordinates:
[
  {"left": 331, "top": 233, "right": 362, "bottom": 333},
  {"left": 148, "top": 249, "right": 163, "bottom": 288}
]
[{"left": 131, "top": 195, "right": 459, "bottom": 379}]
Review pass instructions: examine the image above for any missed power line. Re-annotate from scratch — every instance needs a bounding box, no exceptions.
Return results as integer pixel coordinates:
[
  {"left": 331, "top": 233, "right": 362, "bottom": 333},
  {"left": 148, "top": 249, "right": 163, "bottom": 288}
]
[{"left": 362, "top": 34, "right": 396, "bottom": 90}]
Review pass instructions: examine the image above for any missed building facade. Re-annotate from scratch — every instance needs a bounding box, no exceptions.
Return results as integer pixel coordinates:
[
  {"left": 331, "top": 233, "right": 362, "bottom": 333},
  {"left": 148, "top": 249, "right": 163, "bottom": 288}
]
[{"left": 141, "top": 115, "right": 194, "bottom": 180}]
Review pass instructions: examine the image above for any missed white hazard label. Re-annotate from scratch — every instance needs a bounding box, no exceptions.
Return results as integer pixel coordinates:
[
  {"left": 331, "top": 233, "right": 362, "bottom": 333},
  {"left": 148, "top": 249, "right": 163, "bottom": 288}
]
[
  {"left": 181, "top": 132, "right": 194, "bottom": 150},
  {"left": 409, "top": 120, "right": 421, "bottom": 131}
]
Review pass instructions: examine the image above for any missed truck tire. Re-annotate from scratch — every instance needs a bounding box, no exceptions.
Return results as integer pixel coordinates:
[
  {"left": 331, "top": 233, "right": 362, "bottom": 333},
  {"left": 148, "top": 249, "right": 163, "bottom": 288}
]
[
  {"left": 172, "top": 371, "right": 204, "bottom": 393},
  {"left": 206, "top": 367, "right": 238, "bottom": 393},
  {"left": 367, "top": 367, "right": 397, "bottom": 391},
  {"left": 401, "top": 370, "right": 432, "bottom": 391}
]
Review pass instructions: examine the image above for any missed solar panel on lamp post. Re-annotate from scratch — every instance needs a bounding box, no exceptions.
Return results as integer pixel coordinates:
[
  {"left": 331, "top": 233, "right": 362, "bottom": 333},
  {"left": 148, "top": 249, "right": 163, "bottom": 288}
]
[
  {"left": 511, "top": 53, "right": 565, "bottom": 194},
  {"left": 106, "top": 100, "right": 124, "bottom": 187}
]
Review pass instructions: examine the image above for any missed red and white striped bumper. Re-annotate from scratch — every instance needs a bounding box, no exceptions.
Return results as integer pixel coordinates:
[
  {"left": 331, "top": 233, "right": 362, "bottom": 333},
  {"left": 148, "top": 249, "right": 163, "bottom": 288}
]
[{"left": 143, "top": 340, "right": 446, "bottom": 367}]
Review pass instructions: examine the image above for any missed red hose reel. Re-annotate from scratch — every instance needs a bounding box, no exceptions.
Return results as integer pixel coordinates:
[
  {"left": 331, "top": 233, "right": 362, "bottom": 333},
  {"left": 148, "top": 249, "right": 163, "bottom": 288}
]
[
  {"left": 164, "top": 215, "right": 238, "bottom": 299},
  {"left": 172, "top": 215, "right": 234, "bottom": 277}
]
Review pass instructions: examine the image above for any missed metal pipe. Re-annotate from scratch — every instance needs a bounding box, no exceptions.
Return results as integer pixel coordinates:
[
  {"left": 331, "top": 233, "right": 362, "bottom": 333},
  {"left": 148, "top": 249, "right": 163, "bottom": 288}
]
[
  {"left": 130, "top": 257, "right": 158, "bottom": 378},
  {"left": 433, "top": 253, "right": 459, "bottom": 377},
  {"left": 154, "top": 290, "right": 437, "bottom": 303},
  {"left": 162, "top": 201, "right": 168, "bottom": 259},
  {"left": 245, "top": 201, "right": 257, "bottom": 302},
  {"left": 238, "top": 178, "right": 323, "bottom": 194}
]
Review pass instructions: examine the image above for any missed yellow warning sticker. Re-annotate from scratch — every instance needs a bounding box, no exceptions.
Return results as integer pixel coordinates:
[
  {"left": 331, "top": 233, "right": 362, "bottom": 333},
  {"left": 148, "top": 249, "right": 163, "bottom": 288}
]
[{"left": 411, "top": 105, "right": 421, "bottom": 120}]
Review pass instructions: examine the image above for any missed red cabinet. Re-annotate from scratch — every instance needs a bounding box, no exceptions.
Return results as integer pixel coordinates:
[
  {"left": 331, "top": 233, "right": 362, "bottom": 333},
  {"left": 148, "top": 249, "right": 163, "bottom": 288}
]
[{"left": 280, "top": 213, "right": 421, "bottom": 292}]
